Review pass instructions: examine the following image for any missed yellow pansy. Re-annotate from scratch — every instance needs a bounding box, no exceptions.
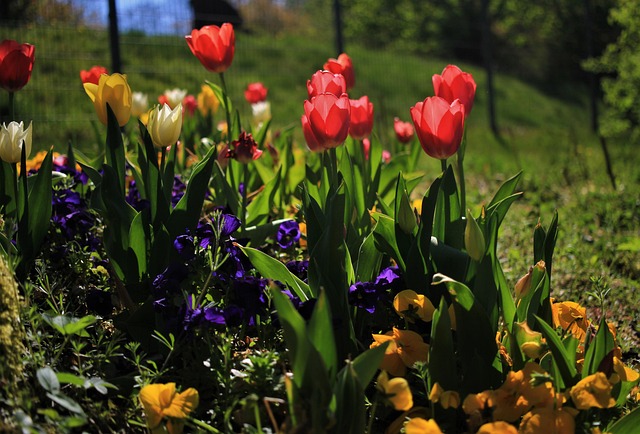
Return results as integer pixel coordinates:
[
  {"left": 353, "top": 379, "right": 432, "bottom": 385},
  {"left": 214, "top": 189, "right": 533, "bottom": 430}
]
[
  {"left": 139, "top": 382, "right": 199, "bottom": 433},
  {"left": 83, "top": 73, "right": 132, "bottom": 127},
  {"left": 404, "top": 417, "right": 443, "bottom": 434},
  {"left": 569, "top": 372, "right": 615, "bottom": 410},
  {"left": 519, "top": 407, "right": 576, "bottom": 434},
  {"left": 370, "top": 328, "right": 429, "bottom": 377},
  {"left": 376, "top": 370, "right": 413, "bottom": 411},
  {"left": 477, "top": 421, "right": 518, "bottom": 434}
]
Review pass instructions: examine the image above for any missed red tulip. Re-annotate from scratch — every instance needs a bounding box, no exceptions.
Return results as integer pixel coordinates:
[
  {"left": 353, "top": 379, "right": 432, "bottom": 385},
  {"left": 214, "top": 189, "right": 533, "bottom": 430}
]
[
  {"left": 307, "top": 70, "right": 347, "bottom": 99},
  {"left": 244, "top": 82, "right": 268, "bottom": 104},
  {"left": 410, "top": 97, "right": 465, "bottom": 160},
  {"left": 226, "top": 131, "right": 262, "bottom": 164},
  {"left": 323, "top": 53, "right": 355, "bottom": 91},
  {"left": 0, "top": 39, "right": 35, "bottom": 92},
  {"left": 80, "top": 65, "right": 108, "bottom": 85},
  {"left": 301, "top": 93, "right": 350, "bottom": 152},
  {"left": 182, "top": 94, "right": 198, "bottom": 116},
  {"left": 394, "top": 117, "right": 414, "bottom": 144},
  {"left": 349, "top": 95, "right": 374, "bottom": 140},
  {"left": 185, "top": 23, "right": 235, "bottom": 73},
  {"left": 432, "top": 65, "right": 476, "bottom": 116}
]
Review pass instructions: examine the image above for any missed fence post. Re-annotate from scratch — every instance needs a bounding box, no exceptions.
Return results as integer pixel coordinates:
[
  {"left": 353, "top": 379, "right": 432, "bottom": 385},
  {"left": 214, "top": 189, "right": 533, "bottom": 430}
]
[
  {"left": 333, "top": 0, "right": 344, "bottom": 55},
  {"left": 480, "top": 0, "right": 498, "bottom": 136},
  {"left": 108, "top": 0, "right": 122, "bottom": 73}
]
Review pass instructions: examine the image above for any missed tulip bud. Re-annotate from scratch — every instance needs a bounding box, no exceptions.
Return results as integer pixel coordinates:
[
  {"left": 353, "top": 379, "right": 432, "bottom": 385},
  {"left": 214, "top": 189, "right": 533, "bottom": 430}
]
[
  {"left": 515, "top": 266, "right": 533, "bottom": 299},
  {"left": 514, "top": 321, "right": 546, "bottom": 359},
  {"left": 0, "top": 121, "right": 32, "bottom": 163},
  {"left": 464, "top": 209, "right": 486, "bottom": 261},
  {"left": 147, "top": 103, "right": 183, "bottom": 149}
]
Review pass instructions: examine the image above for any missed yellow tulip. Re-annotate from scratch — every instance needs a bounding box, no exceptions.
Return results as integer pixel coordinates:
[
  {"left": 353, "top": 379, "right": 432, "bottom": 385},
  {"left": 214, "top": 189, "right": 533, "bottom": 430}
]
[
  {"left": 147, "top": 103, "right": 183, "bottom": 149},
  {"left": 477, "top": 421, "right": 518, "bottom": 434},
  {"left": 83, "top": 73, "right": 132, "bottom": 127},
  {"left": 197, "top": 84, "right": 219, "bottom": 117},
  {"left": 139, "top": 382, "right": 199, "bottom": 432},
  {"left": 0, "top": 121, "right": 32, "bottom": 163}
]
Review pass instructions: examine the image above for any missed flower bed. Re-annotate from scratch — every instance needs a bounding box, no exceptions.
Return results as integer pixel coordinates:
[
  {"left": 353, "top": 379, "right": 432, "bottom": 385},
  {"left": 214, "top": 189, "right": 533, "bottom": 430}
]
[{"left": 0, "top": 26, "right": 639, "bottom": 433}]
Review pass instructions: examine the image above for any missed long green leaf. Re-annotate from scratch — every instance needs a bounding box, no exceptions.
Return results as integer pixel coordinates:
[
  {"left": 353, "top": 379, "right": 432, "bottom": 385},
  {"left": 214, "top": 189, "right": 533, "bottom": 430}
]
[
  {"left": 535, "top": 314, "right": 579, "bottom": 386},
  {"left": 239, "top": 246, "right": 312, "bottom": 300}
]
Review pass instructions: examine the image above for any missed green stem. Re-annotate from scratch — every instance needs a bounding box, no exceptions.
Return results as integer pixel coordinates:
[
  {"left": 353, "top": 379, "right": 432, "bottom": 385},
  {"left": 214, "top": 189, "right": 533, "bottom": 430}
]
[
  {"left": 218, "top": 72, "right": 232, "bottom": 143},
  {"left": 187, "top": 417, "right": 223, "bottom": 433},
  {"left": 9, "top": 92, "right": 15, "bottom": 120},
  {"left": 160, "top": 146, "right": 167, "bottom": 175},
  {"left": 457, "top": 154, "right": 466, "bottom": 214},
  {"left": 241, "top": 164, "right": 248, "bottom": 230},
  {"left": 366, "top": 399, "right": 379, "bottom": 434},
  {"left": 440, "top": 158, "right": 447, "bottom": 173}
]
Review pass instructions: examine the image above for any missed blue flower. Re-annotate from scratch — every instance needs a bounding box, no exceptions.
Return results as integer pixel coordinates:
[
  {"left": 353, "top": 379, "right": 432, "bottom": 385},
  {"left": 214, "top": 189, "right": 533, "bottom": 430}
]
[{"left": 276, "top": 220, "right": 301, "bottom": 249}]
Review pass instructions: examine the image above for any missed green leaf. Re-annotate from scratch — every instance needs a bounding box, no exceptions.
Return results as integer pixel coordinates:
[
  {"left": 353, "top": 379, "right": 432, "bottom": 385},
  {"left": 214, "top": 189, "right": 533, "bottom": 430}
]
[
  {"left": 240, "top": 245, "right": 312, "bottom": 300},
  {"left": 56, "top": 372, "right": 86, "bottom": 387},
  {"left": 535, "top": 314, "right": 579, "bottom": 387},
  {"left": 128, "top": 212, "right": 148, "bottom": 279},
  {"left": 486, "top": 171, "right": 522, "bottom": 210},
  {"left": 46, "top": 392, "right": 86, "bottom": 415},
  {"left": 27, "top": 149, "right": 53, "bottom": 257},
  {"left": 105, "top": 103, "right": 126, "bottom": 196},
  {"left": 608, "top": 405, "right": 640, "bottom": 434},
  {"left": 332, "top": 361, "right": 365, "bottom": 434},
  {"left": 354, "top": 231, "right": 382, "bottom": 283},
  {"left": 308, "top": 290, "right": 337, "bottom": 380},
  {"left": 83, "top": 377, "right": 116, "bottom": 395},
  {"left": 37, "top": 366, "right": 60, "bottom": 394},
  {"left": 245, "top": 166, "right": 281, "bottom": 227},
  {"left": 432, "top": 274, "right": 501, "bottom": 392},
  {"left": 582, "top": 314, "right": 615, "bottom": 378},
  {"left": 429, "top": 298, "right": 457, "bottom": 391},
  {"left": 167, "top": 145, "right": 216, "bottom": 238},
  {"left": 371, "top": 213, "right": 406, "bottom": 271}
]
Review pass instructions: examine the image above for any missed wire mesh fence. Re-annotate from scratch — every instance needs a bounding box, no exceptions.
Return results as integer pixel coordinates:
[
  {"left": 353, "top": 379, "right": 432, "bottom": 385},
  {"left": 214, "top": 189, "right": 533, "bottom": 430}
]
[{"left": 1, "top": 0, "right": 450, "bottom": 150}]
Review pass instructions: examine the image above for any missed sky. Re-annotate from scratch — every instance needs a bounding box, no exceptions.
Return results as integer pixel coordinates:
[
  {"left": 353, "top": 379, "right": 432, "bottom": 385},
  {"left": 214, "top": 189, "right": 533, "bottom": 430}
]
[{"left": 72, "top": 0, "right": 194, "bottom": 35}]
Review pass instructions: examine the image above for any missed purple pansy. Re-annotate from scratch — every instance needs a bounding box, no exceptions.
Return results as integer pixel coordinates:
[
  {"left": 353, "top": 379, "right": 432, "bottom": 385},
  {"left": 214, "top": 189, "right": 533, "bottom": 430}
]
[{"left": 276, "top": 220, "right": 301, "bottom": 249}]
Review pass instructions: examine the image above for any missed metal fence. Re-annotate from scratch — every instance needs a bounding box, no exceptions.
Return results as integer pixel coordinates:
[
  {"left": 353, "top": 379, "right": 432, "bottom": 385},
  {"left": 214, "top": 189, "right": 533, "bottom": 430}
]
[{"left": 0, "top": 0, "right": 457, "bottom": 149}]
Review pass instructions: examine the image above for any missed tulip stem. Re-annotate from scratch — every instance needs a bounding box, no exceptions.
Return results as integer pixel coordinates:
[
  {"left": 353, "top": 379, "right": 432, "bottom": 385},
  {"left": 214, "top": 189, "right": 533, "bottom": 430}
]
[
  {"left": 160, "top": 146, "right": 167, "bottom": 175},
  {"left": 241, "top": 164, "right": 248, "bottom": 230},
  {"left": 9, "top": 92, "right": 15, "bottom": 120},
  {"left": 440, "top": 158, "right": 447, "bottom": 173},
  {"left": 218, "top": 72, "right": 232, "bottom": 144},
  {"left": 366, "top": 399, "right": 378, "bottom": 434},
  {"left": 457, "top": 132, "right": 467, "bottom": 213}
]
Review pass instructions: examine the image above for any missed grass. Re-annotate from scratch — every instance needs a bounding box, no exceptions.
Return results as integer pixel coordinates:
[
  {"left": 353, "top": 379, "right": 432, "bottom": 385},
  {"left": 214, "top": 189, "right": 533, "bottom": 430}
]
[{"left": 2, "top": 20, "right": 639, "bottom": 359}]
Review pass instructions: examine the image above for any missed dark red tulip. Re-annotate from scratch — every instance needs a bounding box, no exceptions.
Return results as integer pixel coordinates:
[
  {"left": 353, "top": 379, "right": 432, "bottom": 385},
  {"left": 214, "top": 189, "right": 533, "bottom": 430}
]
[{"left": 0, "top": 39, "right": 35, "bottom": 92}]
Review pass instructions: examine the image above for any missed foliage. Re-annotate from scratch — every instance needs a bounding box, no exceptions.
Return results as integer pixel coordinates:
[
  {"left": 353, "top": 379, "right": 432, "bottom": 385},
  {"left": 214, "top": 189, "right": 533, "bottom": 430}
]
[{"left": 584, "top": 0, "right": 640, "bottom": 143}]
